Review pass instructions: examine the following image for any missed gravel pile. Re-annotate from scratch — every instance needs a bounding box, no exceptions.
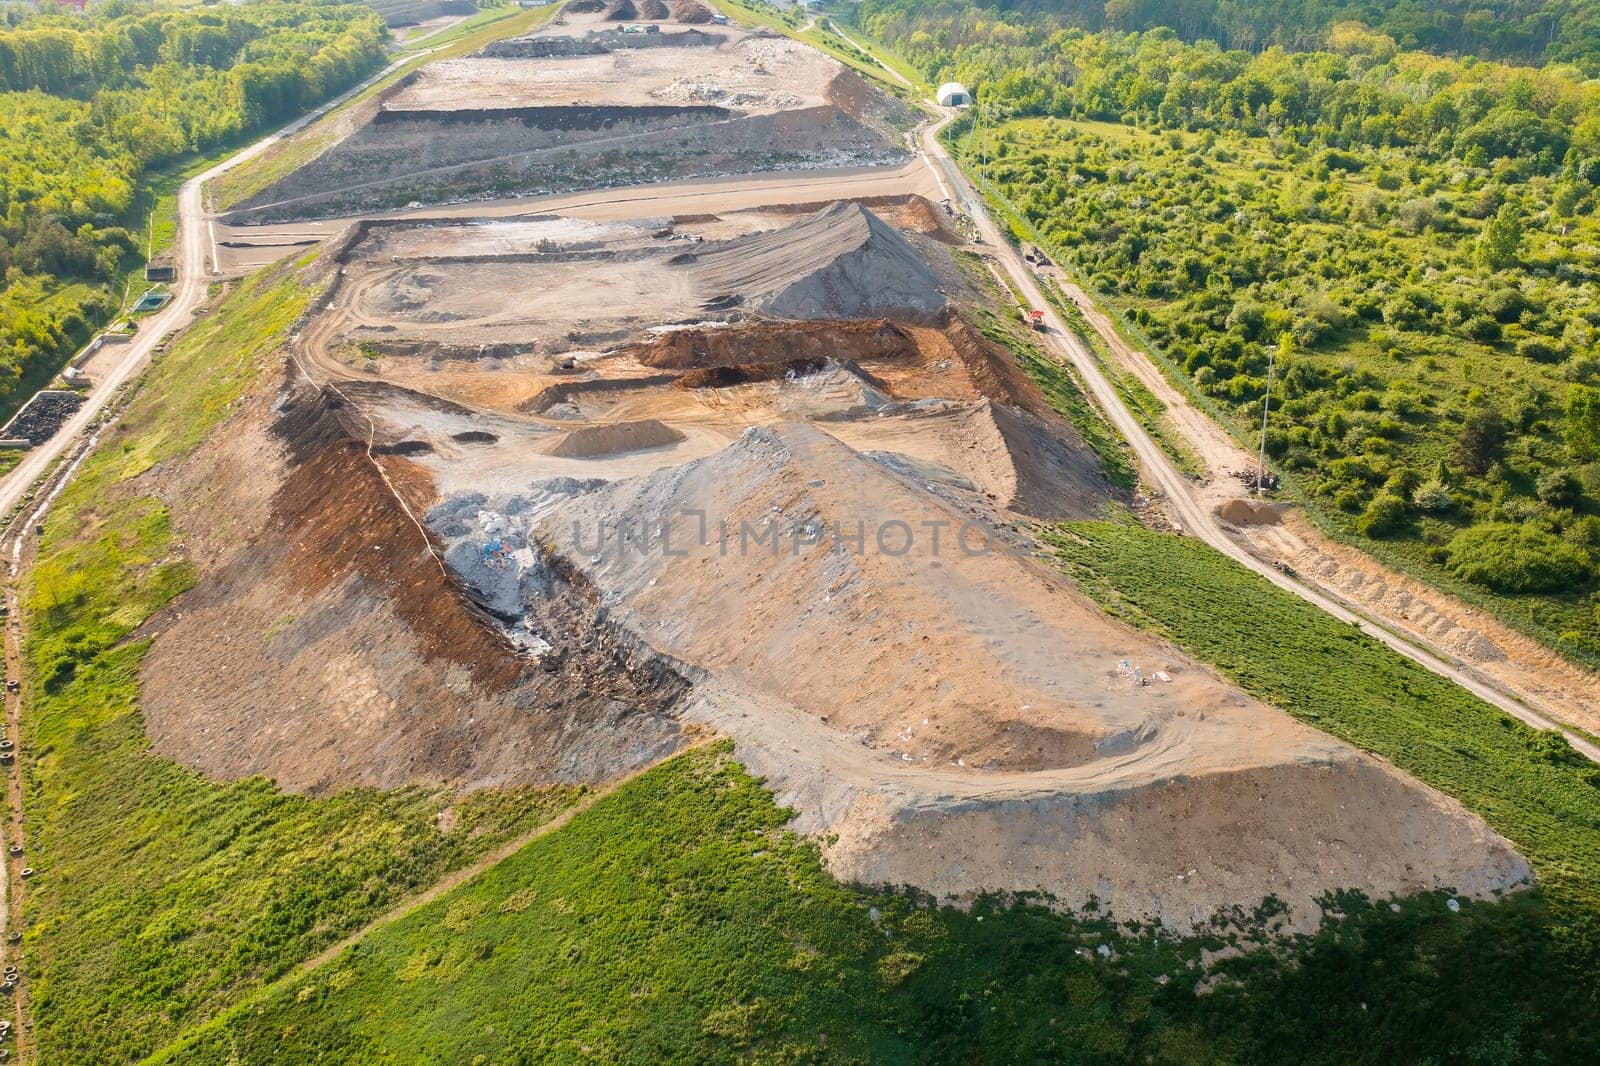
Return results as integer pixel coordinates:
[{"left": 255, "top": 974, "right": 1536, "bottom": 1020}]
[{"left": 3, "top": 390, "right": 83, "bottom": 445}]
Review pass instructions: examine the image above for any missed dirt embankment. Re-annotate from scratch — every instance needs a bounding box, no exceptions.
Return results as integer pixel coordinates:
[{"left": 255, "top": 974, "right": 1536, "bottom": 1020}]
[
  {"left": 226, "top": 24, "right": 911, "bottom": 224},
  {"left": 136, "top": 376, "right": 691, "bottom": 794},
  {"left": 633, "top": 318, "right": 918, "bottom": 370}
]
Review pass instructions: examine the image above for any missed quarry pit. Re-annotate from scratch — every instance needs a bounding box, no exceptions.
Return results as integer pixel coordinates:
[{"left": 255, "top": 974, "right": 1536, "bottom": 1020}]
[{"left": 139, "top": 3, "right": 1532, "bottom": 934}]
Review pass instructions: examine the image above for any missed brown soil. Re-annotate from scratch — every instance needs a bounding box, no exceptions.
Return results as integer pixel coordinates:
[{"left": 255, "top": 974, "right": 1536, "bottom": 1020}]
[
  {"left": 671, "top": 0, "right": 711, "bottom": 22},
  {"left": 548, "top": 418, "right": 686, "bottom": 458},
  {"left": 1217, "top": 498, "right": 1283, "bottom": 526},
  {"left": 898, "top": 193, "right": 961, "bottom": 243},
  {"left": 137, "top": 375, "right": 691, "bottom": 794},
  {"left": 633, "top": 318, "right": 918, "bottom": 370},
  {"left": 638, "top": 0, "right": 669, "bottom": 17},
  {"left": 605, "top": 0, "right": 637, "bottom": 20}
]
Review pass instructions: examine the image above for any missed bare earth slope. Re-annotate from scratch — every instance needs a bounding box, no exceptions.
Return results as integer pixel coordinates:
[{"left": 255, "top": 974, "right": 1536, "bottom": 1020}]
[
  {"left": 227, "top": 17, "right": 912, "bottom": 223},
  {"left": 142, "top": 185, "right": 1530, "bottom": 931},
  {"left": 437, "top": 422, "right": 1530, "bottom": 929}
]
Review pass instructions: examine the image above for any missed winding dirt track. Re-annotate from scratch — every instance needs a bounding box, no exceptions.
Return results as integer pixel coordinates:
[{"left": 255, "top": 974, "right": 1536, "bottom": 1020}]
[{"left": 916, "top": 111, "right": 1600, "bottom": 764}]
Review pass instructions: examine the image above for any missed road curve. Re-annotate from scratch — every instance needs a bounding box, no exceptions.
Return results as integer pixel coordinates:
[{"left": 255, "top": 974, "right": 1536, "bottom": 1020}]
[
  {"left": 917, "top": 111, "right": 1600, "bottom": 764},
  {"left": 0, "top": 50, "right": 432, "bottom": 527}
]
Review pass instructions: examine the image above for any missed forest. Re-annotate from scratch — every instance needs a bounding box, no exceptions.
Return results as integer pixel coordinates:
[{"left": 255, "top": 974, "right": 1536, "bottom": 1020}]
[
  {"left": 878, "top": 0, "right": 1600, "bottom": 74},
  {"left": 860, "top": 0, "right": 1600, "bottom": 662},
  {"left": 0, "top": 0, "right": 388, "bottom": 420}
]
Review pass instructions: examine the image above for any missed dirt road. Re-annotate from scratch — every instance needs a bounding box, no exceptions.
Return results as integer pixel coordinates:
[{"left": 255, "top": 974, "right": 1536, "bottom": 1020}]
[
  {"left": 918, "top": 112, "right": 1600, "bottom": 764},
  {"left": 0, "top": 49, "right": 440, "bottom": 528}
]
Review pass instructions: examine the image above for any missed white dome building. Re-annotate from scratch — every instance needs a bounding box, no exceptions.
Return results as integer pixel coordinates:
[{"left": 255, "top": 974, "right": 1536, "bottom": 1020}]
[{"left": 937, "top": 81, "right": 972, "bottom": 107}]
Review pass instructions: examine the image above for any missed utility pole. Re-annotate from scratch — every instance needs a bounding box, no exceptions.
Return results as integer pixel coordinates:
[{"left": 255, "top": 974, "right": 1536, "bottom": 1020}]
[{"left": 1257, "top": 333, "right": 1287, "bottom": 496}]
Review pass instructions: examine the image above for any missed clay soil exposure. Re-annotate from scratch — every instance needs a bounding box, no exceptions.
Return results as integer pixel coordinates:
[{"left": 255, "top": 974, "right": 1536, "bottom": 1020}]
[{"left": 139, "top": 185, "right": 1532, "bottom": 933}]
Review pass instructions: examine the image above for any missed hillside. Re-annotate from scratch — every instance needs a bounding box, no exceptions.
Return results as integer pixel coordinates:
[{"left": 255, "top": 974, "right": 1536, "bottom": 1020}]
[{"left": 860, "top": 0, "right": 1600, "bottom": 73}]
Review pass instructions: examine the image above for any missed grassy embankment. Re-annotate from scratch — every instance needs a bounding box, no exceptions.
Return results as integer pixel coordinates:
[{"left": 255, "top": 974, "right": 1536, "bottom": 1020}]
[
  {"left": 1047, "top": 520, "right": 1600, "bottom": 1001},
  {"left": 149, "top": 731, "right": 1593, "bottom": 1063},
  {"left": 17, "top": 255, "right": 582, "bottom": 1063}
]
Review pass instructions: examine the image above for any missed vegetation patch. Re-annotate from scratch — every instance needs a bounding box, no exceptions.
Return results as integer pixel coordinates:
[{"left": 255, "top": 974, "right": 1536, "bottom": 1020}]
[
  {"left": 861, "top": 0, "right": 1600, "bottom": 662},
  {"left": 0, "top": 2, "right": 390, "bottom": 422},
  {"left": 20, "top": 257, "right": 580, "bottom": 1063},
  {"left": 152, "top": 741, "right": 1596, "bottom": 1064},
  {"left": 1046, "top": 520, "right": 1600, "bottom": 1003}
]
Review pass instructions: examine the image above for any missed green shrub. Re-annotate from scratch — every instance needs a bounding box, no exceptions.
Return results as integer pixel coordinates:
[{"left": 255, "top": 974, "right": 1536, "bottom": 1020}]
[
  {"left": 1444, "top": 523, "right": 1595, "bottom": 593},
  {"left": 1537, "top": 469, "right": 1583, "bottom": 507},
  {"left": 1358, "top": 492, "right": 1410, "bottom": 537},
  {"left": 1415, "top": 480, "right": 1454, "bottom": 512}
]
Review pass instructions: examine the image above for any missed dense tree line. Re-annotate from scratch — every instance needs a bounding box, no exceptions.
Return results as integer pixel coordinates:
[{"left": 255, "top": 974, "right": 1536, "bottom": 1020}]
[
  {"left": 0, "top": 1, "right": 387, "bottom": 418},
  {"left": 860, "top": 2, "right": 1600, "bottom": 657},
  {"left": 863, "top": 0, "right": 1600, "bottom": 74}
]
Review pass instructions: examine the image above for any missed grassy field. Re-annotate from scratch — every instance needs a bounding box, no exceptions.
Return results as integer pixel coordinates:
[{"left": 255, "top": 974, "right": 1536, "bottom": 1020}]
[
  {"left": 145, "top": 739, "right": 1592, "bottom": 1064},
  {"left": 18, "top": 256, "right": 582, "bottom": 1062},
  {"left": 1046, "top": 521, "right": 1600, "bottom": 989}
]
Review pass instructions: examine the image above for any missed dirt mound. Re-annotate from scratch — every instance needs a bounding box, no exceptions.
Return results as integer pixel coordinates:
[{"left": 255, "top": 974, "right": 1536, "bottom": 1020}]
[
  {"left": 547, "top": 419, "right": 687, "bottom": 458},
  {"left": 672, "top": 0, "right": 711, "bottom": 21},
  {"left": 605, "top": 0, "right": 637, "bottom": 19},
  {"left": 638, "top": 0, "right": 669, "bottom": 17},
  {"left": 1218, "top": 498, "right": 1283, "bottom": 526},
  {"left": 898, "top": 193, "right": 961, "bottom": 244},
  {"left": 696, "top": 202, "right": 947, "bottom": 323},
  {"left": 138, "top": 379, "right": 691, "bottom": 794},
  {"left": 634, "top": 319, "right": 918, "bottom": 370},
  {"left": 985, "top": 402, "right": 1113, "bottom": 519},
  {"left": 496, "top": 423, "right": 1530, "bottom": 929}
]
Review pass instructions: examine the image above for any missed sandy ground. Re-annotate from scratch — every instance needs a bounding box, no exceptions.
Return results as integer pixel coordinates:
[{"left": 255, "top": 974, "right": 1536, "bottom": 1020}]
[
  {"left": 211, "top": 161, "right": 945, "bottom": 274},
  {"left": 139, "top": 199, "right": 1529, "bottom": 930},
  {"left": 225, "top": 8, "right": 913, "bottom": 224},
  {"left": 394, "top": 28, "right": 836, "bottom": 114}
]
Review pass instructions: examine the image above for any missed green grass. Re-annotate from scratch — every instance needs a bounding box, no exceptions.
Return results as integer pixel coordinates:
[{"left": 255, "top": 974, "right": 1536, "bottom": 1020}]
[
  {"left": 1045, "top": 521, "right": 1600, "bottom": 981},
  {"left": 19, "top": 256, "right": 582, "bottom": 1063},
  {"left": 150, "top": 741, "right": 1597, "bottom": 1064}
]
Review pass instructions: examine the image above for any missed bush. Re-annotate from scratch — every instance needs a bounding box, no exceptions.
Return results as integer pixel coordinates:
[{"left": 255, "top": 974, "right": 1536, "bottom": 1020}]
[
  {"left": 1358, "top": 492, "right": 1409, "bottom": 537},
  {"left": 1518, "top": 338, "right": 1562, "bottom": 363},
  {"left": 1536, "top": 469, "right": 1583, "bottom": 507},
  {"left": 1444, "top": 523, "right": 1595, "bottom": 593},
  {"left": 1414, "top": 480, "right": 1454, "bottom": 512},
  {"left": 1456, "top": 410, "right": 1508, "bottom": 475}
]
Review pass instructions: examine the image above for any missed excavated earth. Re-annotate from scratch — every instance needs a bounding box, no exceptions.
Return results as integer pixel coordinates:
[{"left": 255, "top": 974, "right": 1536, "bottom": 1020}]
[
  {"left": 135, "top": 193, "right": 1533, "bottom": 933},
  {"left": 226, "top": 9, "right": 913, "bottom": 224}
]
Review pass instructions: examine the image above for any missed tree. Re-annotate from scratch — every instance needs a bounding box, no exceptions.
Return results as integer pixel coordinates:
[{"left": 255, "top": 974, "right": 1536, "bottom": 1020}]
[
  {"left": 1567, "top": 386, "right": 1600, "bottom": 461},
  {"left": 1475, "top": 203, "right": 1522, "bottom": 271},
  {"left": 1456, "top": 409, "right": 1507, "bottom": 475}
]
